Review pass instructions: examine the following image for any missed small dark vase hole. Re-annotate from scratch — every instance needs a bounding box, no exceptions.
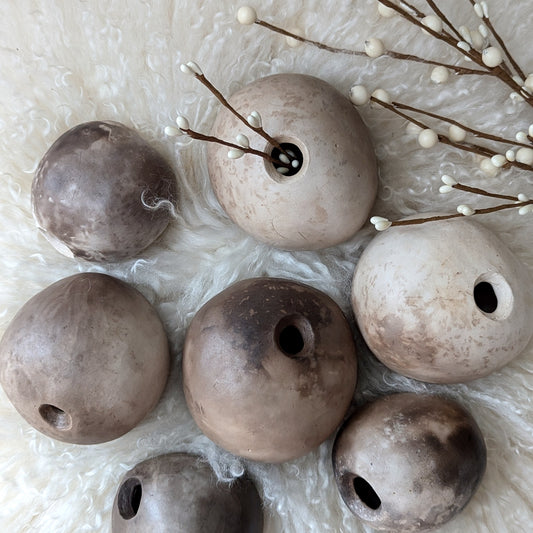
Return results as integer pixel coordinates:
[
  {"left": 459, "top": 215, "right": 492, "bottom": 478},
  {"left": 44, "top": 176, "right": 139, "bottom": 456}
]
[
  {"left": 117, "top": 478, "right": 143, "bottom": 520},
  {"left": 271, "top": 142, "right": 304, "bottom": 177},
  {"left": 474, "top": 281, "right": 498, "bottom": 313},
  {"left": 38, "top": 404, "right": 72, "bottom": 430},
  {"left": 353, "top": 476, "right": 381, "bottom": 510},
  {"left": 278, "top": 325, "right": 305, "bottom": 356}
]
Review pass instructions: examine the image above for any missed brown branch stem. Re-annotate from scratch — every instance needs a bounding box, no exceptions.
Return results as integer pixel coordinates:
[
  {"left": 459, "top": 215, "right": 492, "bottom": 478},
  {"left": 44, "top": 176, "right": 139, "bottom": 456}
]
[{"left": 453, "top": 183, "right": 519, "bottom": 202}]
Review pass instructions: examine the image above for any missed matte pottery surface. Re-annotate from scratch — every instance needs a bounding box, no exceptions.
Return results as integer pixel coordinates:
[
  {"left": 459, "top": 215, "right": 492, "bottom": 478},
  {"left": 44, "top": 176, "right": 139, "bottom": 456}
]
[
  {"left": 183, "top": 277, "right": 358, "bottom": 462},
  {"left": 207, "top": 73, "right": 378, "bottom": 250},
  {"left": 112, "top": 453, "right": 263, "bottom": 533},
  {"left": 32, "top": 121, "right": 177, "bottom": 261},
  {"left": 333, "top": 393, "right": 487, "bottom": 532},
  {"left": 0, "top": 273, "right": 170, "bottom": 444},
  {"left": 352, "top": 216, "right": 533, "bottom": 383}
]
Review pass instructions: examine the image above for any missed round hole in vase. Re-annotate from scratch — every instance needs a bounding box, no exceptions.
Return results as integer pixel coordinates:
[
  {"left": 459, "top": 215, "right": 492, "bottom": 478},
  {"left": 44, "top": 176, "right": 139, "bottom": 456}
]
[
  {"left": 353, "top": 476, "right": 382, "bottom": 511},
  {"left": 274, "top": 314, "right": 314, "bottom": 359},
  {"left": 117, "top": 477, "right": 143, "bottom": 520},
  {"left": 38, "top": 404, "right": 72, "bottom": 431},
  {"left": 265, "top": 136, "right": 309, "bottom": 183},
  {"left": 473, "top": 272, "right": 513, "bottom": 320}
]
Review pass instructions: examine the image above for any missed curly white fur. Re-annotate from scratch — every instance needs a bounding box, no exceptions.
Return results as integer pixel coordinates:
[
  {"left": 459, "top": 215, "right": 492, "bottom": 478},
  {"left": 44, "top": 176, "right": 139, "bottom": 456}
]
[{"left": 0, "top": 1, "right": 532, "bottom": 532}]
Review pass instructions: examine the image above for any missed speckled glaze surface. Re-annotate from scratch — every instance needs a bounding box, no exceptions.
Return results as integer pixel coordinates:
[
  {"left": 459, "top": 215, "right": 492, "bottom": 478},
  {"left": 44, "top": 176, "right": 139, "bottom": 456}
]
[
  {"left": 0, "top": 273, "right": 169, "bottom": 444},
  {"left": 207, "top": 73, "right": 378, "bottom": 250},
  {"left": 32, "top": 121, "right": 177, "bottom": 261},
  {"left": 182, "top": 277, "right": 358, "bottom": 462},
  {"left": 112, "top": 453, "right": 263, "bottom": 533},
  {"left": 351, "top": 216, "right": 533, "bottom": 383},
  {"left": 332, "top": 393, "right": 487, "bottom": 532}
]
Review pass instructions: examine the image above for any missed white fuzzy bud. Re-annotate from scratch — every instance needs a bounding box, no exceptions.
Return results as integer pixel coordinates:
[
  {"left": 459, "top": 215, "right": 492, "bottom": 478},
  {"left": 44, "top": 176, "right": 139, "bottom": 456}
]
[
  {"left": 164, "top": 126, "right": 181, "bottom": 137},
  {"left": 377, "top": 2, "right": 396, "bottom": 18},
  {"left": 422, "top": 15, "right": 443, "bottom": 34},
  {"left": 518, "top": 193, "right": 529, "bottom": 202},
  {"left": 236, "top": 134, "right": 249, "bottom": 148},
  {"left": 457, "top": 204, "right": 475, "bottom": 216},
  {"left": 185, "top": 61, "right": 203, "bottom": 75},
  {"left": 286, "top": 27, "right": 304, "bottom": 48},
  {"left": 439, "top": 185, "right": 454, "bottom": 194},
  {"left": 276, "top": 166, "right": 290, "bottom": 175},
  {"left": 490, "top": 154, "right": 507, "bottom": 168},
  {"left": 441, "top": 175, "right": 457, "bottom": 186},
  {"left": 370, "top": 216, "right": 392, "bottom": 231},
  {"left": 237, "top": 6, "right": 257, "bottom": 25},
  {"left": 365, "top": 38, "right": 385, "bottom": 58},
  {"left": 448, "top": 125, "right": 467, "bottom": 142},
  {"left": 516, "top": 131, "right": 529, "bottom": 143},
  {"left": 506, "top": 149, "right": 516, "bottom": 161},
  {"left": 479, "top": 157, "right": 499, "bottom": 176},
  {"left": 457, "top": 41, "right": 471, "bottom": 52},
  {"left": 525, "top": 74, "right": 533, "bottom": 92},
  {"left": 228, "top": 148, "right": 245, "bottom": 159},
  {"left": 418, "top": 128, "right": 439, "bottom": 148},
  {"left": 478, "top": 24, "right": 489, "bottom": 38},
  {"left": 349, "top": 85, "right": 370, "bottom": 106},
  {"left": 247, "top": 111, "right": 262, "bottom": 128},
  {"left": 430, "top": 66, "right": 449, "bottom": 84},
  {"left": 469, "top": 29, "right": 485, "bottom": 50},
  {"left": 176, "top": 116, "right": 190, "bottom": 131},
  {"left": 180, "top": 63, "right": 195, "bottom": 76},
  {"left": 516, "top": 147, "right": 533, "bottom": 165},
  {"left": 371, "top": 88, "right": 391, "bottom": 104},
  {"left": 518, "top": 205, "right": 533, "bottom": 215},
  {"left": 482, "top": 47, "right": 503, "bottom": 68},
  {"left": 473, "top": 2, "right": 484, "bottom": 18},
  {"left": 529, "top": 124, "right": 533, "bottom": 137},
  {"left": 459, "top": 26, "right": 472, "bottom": 45},
  {"left": 406, "top": 122, "right": 423, "bottom": 135},
  {"left": 278, "top": 153, "right": 290, "bottom": 164},
  {"left": 481, "top": 1, "right": 489, "bottom": 17}
]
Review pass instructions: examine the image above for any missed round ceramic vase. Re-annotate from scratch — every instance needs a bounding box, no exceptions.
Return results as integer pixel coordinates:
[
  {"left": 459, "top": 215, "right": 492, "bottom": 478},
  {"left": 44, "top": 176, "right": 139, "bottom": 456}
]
[
  {"left": 207, "top": 73, "right": 378, "bottom": 250},
  {"left": 0, "top": 273, "right": 169, "bottom": 444},
  {"left": 351, "top": 216, "right": 533, "bottom": 383},
  {"left": 112, "top": 453, "right": 263, "bottom": 532},
  {"left": 182, "top": 277, "right": 358, "bottom": 462},
  {"left": 32, "top": 121, "right": 177, "bottom": 261},
  {"left": 332, "top": 393, "right": 487, "bottom": 532}
]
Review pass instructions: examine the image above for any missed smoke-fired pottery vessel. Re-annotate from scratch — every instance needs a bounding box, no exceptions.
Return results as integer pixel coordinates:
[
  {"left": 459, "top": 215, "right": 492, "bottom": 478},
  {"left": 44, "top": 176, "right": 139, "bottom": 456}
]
[
  {"left": 351, "top": 216, "right": 533, "bottom": 383},
  {"left": 112, "top": 453, "right": 263, "bottom": 532},
  {"left": 183, "top": 277, "right": 358, "bottom": 462},
  {"left": 207, "top": 73, "right": 378, "bottom": 250},
  {"left": 0, "top": 273, "right": 169, "bottom": 444},
  {"left": 32, "top": 120, "right": 177, "bottom": 261},
  {"left": 332, "top": 393, "right": 487, "bottom": 532}
]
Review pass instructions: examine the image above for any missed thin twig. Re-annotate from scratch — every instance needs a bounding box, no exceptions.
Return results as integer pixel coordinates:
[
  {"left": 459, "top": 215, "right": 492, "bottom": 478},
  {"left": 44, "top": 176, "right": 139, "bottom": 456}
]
[
  {"left": 425, "top": 0, "right": 463, "bottom": 41},
  {"left": 452, "top": 183, "right": 518, "bottom": 201}
]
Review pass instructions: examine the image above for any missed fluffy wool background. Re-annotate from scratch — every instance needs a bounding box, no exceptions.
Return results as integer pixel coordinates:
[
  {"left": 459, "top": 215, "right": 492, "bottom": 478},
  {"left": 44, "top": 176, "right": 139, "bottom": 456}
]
[{"left": 0, "top": 0, "right": 532, "bottom": 532}]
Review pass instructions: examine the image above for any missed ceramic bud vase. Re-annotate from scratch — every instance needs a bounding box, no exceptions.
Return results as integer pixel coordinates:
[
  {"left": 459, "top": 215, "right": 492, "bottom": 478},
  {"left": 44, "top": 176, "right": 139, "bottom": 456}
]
[
  {"left": 0, "top": 273, "right": 169, "bottom": 444},
  {"left": 112, "top": 453, "right": 263, "bottom": 532},
  {"left": 207, "top": 73, "right": 378, "bottom": 250},
  {"left": 332, "top": 393, "right": 487, "bottom": 532},
  {"left": 32, "top": 121, "right": 177, "bottom": 261},
  {"left": 351, "top": 216, "right": 533, "bottom": 383},
  {"left": 182, "top": 277, "right": 358, "bottom": 462}
]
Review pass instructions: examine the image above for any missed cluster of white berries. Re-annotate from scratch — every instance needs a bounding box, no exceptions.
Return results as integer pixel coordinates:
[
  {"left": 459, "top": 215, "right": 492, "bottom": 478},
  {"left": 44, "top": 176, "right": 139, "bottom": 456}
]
[{"left": 370, "top": 216, "right": 392, "bottom": 231}]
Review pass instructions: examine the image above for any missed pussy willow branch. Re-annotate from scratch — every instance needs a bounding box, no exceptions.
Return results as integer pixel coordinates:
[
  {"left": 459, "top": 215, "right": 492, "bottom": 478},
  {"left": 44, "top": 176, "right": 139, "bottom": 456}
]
[
  {"left": 370, "top": 97, "right": 533, "bottom": 172},
  {"left": 377, "top": 0, "right": 533, "bottom": 106},
  {"left": 390, "top": 199, "right": 533, "bottom": 227},
  {"left": 452, "top": 183, "right": 518, "bottom": 201},
  {"left": 181, "top": 127, "right": 291, "bottom": 168},
  {"left": 254, "top": 19, "right": 485, "bottom": 75},
  {"left": 465, "top": 0, "right": 527, "bottom": 80}
]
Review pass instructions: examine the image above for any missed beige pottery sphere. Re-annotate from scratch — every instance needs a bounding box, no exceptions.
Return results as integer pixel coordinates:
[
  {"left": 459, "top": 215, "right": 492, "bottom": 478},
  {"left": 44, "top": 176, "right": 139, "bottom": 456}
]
[
  {"left": 182, "top": 277, "right": 358, "bottom": 462},
  {"left": 207, "top": 73, "right": 378, "bottom": 250},
  {"left": 351, "top": 217, "right": 533, "bottom": 383},
  {"left": 332, "top": 393, "right": 486, "bottom": 532}
]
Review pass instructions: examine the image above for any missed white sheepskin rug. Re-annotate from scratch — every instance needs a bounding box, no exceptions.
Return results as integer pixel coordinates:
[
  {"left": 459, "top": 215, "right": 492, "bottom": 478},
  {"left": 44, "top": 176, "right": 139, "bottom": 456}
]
[{"left": 1, "top": 1, "right": 532, "bottom": 531}]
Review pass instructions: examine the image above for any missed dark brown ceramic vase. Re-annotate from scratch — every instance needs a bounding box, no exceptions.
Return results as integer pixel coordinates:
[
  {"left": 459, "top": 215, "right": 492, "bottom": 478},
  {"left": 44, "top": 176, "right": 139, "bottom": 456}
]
[
  {"left": 183, "top": 277, "right": 358, "bottom": 463},
  {"left": 112, "top": 453, "right": 263, "bottom": 532},
  {"left": 207, "top": 73, "right": 378, "bottom": 250},
  {"left": 0, "top": 273, "right": 169, "bottom": 444},
  {"left": 32, "top": 121, "right": 177, "bottom": 261},
  {"left": 332, "top": 393, "right": 487, "bottom": 532}
]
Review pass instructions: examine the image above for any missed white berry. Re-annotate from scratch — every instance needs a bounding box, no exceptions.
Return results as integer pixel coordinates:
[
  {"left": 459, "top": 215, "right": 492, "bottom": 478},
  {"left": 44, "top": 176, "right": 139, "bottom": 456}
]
[
  {"left": 482, "top": 47, "right": 503, "bottom": 68},
  {"left": 516, "top": 147, "right": 533, "bottom": 165},
  {"left": 418, "top": 129, "right": 439, "bottom": 148},
  {"left": 365, "top": 38, "right": 385, "bottom": 58},
  {"left": 431, "top": 66, "right": 449, "bottom": 84},
  {"left": 237, "top": 6, "right": 257, "bottom": 25},
  {"left": 449, "top": 125, "right": 467, "bottom": 142},
  {"left": 349, "top": 85, "right": 370, "bottom": 106}
]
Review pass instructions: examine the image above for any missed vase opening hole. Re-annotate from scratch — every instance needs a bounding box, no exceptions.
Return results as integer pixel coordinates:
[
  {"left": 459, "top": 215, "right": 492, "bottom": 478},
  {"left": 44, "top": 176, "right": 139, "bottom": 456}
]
[
  {"left": 271, "top": 142, "right": 304, "bottom": 178},
  {"left": 117, "top": 477, "right": 143, "bottom": 520},
  {"left": 353, "top": 476, "right": 381, "bottom": 510},
  {"left": 274, "top": 315, "right": 314, "bottom": 358},
  {"left": 38, "top": 404, "right": 72, "bottom": 431},
  {"left": 474, "top": 281, "right": 498, "bottom": 314}
]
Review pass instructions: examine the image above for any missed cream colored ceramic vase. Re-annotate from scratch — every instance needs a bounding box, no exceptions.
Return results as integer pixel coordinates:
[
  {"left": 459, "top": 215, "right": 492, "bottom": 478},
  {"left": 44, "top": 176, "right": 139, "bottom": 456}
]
[
  {"left": 351, "top": 216, "right": 533, "bottom": 383},
  {"left": 207, "top": 73, "right": 378, "bottom": 250}
]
